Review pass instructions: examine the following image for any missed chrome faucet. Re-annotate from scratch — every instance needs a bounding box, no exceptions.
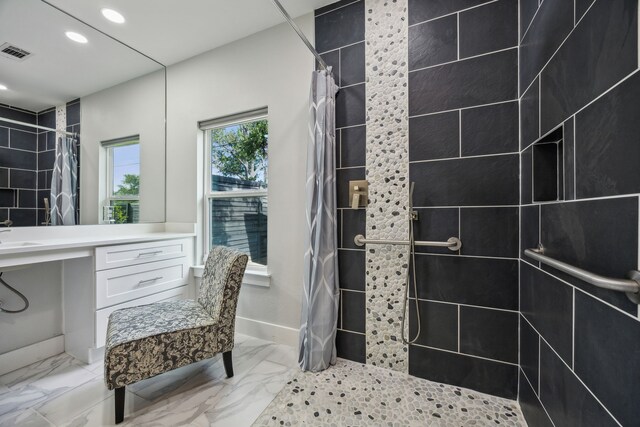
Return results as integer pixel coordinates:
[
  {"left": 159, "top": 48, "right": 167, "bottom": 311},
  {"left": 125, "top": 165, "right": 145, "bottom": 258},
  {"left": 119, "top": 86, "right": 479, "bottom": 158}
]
[{"left": 1, "top": 219, "right": 11, "bottom": 227}]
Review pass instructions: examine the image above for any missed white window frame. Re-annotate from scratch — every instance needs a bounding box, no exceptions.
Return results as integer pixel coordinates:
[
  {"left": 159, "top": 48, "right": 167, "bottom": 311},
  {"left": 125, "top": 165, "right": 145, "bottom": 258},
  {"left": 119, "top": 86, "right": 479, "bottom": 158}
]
[
  {"left": 201, "top": 109, "right": 269, "bottom": 277},
  {"left": 102, "top": 136, "right": 140, "bottom": 224}
]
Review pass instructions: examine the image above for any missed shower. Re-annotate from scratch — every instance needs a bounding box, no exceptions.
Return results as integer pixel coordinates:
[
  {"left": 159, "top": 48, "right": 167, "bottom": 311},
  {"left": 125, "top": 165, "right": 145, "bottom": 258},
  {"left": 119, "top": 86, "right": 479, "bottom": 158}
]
[{"left": 354, "top": 183, "right": 462, "bottom": 344}]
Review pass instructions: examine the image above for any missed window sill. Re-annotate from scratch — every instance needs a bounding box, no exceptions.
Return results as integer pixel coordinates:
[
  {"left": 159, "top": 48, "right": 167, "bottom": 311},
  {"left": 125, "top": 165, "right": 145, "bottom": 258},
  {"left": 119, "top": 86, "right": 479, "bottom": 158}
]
[{"left": 192, "top": 265, "right": 271, "bottom": 288}]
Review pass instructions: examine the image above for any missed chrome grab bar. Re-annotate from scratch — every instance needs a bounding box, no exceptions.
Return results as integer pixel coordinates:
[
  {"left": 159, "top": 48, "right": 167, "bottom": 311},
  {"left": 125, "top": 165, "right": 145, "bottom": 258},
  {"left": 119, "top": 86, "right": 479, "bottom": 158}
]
[
  {"left": 354, "top": 234, "right": 462, "bottom": 251},
  {"left": 524, "top": 247, "right": 640, "bottom": 304}
]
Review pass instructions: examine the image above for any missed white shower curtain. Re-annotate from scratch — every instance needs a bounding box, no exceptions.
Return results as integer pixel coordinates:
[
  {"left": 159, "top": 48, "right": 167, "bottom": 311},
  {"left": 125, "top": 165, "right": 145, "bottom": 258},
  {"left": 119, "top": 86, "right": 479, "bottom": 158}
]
[
  {"left": 50, "top": 136, "right": 78, "bottom": 225},
  {"left": 298, "top": 69, "right": 340, "bottom": 372}
]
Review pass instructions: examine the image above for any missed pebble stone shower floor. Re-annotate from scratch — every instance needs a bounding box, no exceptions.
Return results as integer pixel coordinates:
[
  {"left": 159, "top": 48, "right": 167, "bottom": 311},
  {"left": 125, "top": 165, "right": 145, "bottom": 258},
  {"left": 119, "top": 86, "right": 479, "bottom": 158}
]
[{"left": 253, "top": 359, "right": 526, "bottom": 426}]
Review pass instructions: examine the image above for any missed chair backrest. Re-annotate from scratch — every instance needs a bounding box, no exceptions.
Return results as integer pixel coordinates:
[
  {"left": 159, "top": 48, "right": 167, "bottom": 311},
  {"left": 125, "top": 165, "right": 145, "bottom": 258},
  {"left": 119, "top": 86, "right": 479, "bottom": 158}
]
[{"left": 198, "top": 246, "right": 248, "bottom": 342}]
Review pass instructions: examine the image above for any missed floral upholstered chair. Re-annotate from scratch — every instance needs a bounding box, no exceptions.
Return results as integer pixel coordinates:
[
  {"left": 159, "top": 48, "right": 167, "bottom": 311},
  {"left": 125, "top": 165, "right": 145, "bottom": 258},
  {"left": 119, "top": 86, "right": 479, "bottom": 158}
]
[{"left": 104, "top": 246, "right": 248, "bottom": 424}]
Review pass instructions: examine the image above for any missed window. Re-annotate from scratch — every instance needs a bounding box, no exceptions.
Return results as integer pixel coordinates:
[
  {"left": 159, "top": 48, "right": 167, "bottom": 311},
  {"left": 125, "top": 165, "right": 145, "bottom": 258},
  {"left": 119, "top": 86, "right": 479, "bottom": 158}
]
[
  {"left": 202, "top": 108, "right": 268, "bottom": 267},
  {"left": 103, "top": 137, "right": 140, "bottom": 224}
]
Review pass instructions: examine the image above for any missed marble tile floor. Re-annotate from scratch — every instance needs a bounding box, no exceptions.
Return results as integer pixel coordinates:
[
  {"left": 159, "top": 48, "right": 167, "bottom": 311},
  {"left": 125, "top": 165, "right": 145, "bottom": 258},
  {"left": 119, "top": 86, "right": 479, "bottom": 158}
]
[
  {"left": 0, "top": 336, "right": 527, "bottom": 427},
  {"left": 0, "top": 334, "right": 298, "bottom": 427},
  {"left": 254, "top": 359, "right": 527, "bottom": 426}
]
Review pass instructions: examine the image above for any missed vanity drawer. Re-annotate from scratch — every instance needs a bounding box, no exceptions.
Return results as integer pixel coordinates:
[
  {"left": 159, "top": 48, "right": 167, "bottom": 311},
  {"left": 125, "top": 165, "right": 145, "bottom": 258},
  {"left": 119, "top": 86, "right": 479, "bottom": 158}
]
[
  {"left": 95, "top": 285, "right": 188, "bottom": 348},
  {"left": 96, "top": 258, "right": 190, "bottom": 309},
  {"left": 95, "top": 238, "right": 191, "bottom": 271}
]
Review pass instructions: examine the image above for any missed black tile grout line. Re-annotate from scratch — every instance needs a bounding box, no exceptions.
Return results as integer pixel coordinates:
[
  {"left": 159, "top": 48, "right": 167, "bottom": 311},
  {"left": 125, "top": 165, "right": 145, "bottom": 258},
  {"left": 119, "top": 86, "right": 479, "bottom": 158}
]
[
  {"left": 336, "top": 327, "right": 365, "bottom": 336},
  {"left": 519, "top": 366, "right": 558, "bottom": 427},
  {"left": 519, "top": 0, "right": 599, "bottom": 98},
  {"left": 407, "top": 0, "right": 499, "bottom": 29},
  {"left": 409, "top": 46, "right": 517, "bottom": 75},
  {"left": 403, "top": 205, "right": 521, "bottom": 209},
  {"left": 519, "top": 193, "right": 640, "bottom": 207},
  {"left": 408, "top": 99, "right": 518, "bottom": 120},
  {"left": 0, "top": 166, "right": 40, "bottom": 173},
  {"left": 572, "top": 287, "right": 576, "bottom": 370},
  {"left": 336, "top": 165, "right": 365, "bottom": 171},
  {"left": 573, "top": 115, "right": 577, "bottom": 199},
  {"left": 516, "top": 0, "right": 522, "bottom": 395},
  {"left": 406, "top": 296, "right": 519, "bottom": 314},
  {"left": 457, "top": 110, "right": 462, "bottom": 157},
  {"left": 339, "top": 81, "right": 365, "bottom": 90},
  {"left": 314, "top": 0, "right": 361, "bottom": 18},
  {"left": 538, "top": 65, "right": 542, "bottom": 138},
  {"left": 520, "top": 258, "right": 640, "bottom": 324},
  {"left": 519, "top": 0, "right": 542, "bottom": 44},
  {"left": 457, "top": 304, "right": 461, "bottom": 352},
  {"left": 537, "top": 332, "right": 541, "bottom": 396},
  {"left": 456, "top": 12, "right": 460, "bottom": 61},
  {"left": 2, "top": 145, "right": 40, "bottom": 154},
  {"left": 336, "top": 123, "right": 366, "bottom": 131},
  {"left": 408, "top": 151, "right": 519, "bottom": 164},
  {"left": 318, "top": 39, "right": 365, "bottom": 56},
  {"left": 0, "top": 126, "right": 39, "bottom": 135},
  {"left": 520, "top": 314, "right": 624, "bottom": 427},
  {"left": 408, "top": 342, "right": 519, "bottom": 367},
  {"left": 339, "top": 245, "right": 520, "bottom": 262},
  {"left": 0, "top": 103, "right": 38, "bottom": 115}
]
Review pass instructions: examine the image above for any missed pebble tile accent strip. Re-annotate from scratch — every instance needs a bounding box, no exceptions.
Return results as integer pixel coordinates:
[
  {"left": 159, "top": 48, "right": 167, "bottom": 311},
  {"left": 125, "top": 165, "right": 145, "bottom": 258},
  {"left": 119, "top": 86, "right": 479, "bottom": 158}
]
[
  {"left": 364, "top": 0, "right": 411, "bottom": 372},
  {"left": 253, "top": 358, "right": 526, "bottom": 426},
  {"left": 55, "top": 104, "right": 66, "bottom": 138}
]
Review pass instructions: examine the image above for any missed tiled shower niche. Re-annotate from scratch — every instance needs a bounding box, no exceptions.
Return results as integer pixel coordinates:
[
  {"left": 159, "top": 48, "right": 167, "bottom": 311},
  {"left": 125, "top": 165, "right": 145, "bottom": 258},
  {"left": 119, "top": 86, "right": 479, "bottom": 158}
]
[{"left": 531, "top": 126, "right": 563, "bottom": 203}]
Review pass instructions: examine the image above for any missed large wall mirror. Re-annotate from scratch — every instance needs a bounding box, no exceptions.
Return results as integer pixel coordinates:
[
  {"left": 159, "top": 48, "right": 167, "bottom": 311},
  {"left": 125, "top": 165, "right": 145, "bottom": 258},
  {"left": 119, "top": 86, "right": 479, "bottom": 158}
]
[{"left": 0, "top": 0, "right": 166, "bottom": 226}]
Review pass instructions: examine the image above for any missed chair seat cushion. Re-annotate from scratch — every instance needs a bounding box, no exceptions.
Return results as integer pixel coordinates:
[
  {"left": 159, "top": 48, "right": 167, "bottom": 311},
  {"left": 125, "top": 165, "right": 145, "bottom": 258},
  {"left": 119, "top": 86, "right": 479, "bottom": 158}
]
[{"left": 104, "top": 299, "right": 219, "bottom": 389}]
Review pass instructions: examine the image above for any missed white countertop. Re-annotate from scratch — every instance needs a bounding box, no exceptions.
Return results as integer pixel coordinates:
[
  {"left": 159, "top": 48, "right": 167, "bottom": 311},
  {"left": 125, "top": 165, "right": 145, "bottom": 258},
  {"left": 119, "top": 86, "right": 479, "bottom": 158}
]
[{"left": 0, "top": 223, "right": 196, "bottom": 268}]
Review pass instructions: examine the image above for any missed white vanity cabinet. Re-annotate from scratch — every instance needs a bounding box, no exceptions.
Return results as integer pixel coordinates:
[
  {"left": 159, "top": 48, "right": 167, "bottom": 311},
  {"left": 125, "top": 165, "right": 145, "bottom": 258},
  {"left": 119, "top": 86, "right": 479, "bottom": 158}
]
[{"left": 63, "top": 237, "right": 194, "bottom": 363}]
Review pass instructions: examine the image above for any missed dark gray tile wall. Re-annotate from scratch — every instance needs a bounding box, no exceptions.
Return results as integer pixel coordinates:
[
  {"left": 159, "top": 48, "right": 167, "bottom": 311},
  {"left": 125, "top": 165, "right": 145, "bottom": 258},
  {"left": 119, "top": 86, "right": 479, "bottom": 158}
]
[
  {"left": 0, "top": 100, "right": 80, "bottom": 226},
  {"left": 518, "top": 1, "right": 640, "bottom": 426}
]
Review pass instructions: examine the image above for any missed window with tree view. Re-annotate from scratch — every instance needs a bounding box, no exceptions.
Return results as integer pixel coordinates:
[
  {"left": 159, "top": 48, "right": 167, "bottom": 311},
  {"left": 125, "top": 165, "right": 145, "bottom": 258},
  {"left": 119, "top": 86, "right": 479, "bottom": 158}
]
[
  {"left": 104, "top": 138, "right": 140, "bottom": 224},
  {"left": 204, "top": 110, "right": 268, "bottom": 266}
]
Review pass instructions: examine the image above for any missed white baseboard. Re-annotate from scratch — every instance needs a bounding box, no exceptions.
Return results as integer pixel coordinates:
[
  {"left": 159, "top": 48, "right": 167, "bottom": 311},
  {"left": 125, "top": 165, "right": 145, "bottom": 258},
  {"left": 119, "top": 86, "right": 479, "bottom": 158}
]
[
  {"left": 235, "top": 316, "right": 299, "bottom": 347},
  {"left": 0, "top": 335, "right": 65, "bottom": 375}
]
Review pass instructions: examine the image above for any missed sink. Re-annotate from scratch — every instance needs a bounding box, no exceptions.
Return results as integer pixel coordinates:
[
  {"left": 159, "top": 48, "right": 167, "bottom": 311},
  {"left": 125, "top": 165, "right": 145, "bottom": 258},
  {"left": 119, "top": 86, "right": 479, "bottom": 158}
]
[{"left": 0, "top": 242, "right": 43, "bottom": 248}]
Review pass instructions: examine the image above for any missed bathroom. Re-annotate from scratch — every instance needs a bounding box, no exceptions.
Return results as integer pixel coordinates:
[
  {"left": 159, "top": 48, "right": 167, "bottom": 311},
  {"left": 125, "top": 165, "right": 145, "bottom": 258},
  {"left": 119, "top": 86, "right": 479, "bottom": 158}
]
[{"left": 0, "top": 0, "right": 638, "bottom": 425}]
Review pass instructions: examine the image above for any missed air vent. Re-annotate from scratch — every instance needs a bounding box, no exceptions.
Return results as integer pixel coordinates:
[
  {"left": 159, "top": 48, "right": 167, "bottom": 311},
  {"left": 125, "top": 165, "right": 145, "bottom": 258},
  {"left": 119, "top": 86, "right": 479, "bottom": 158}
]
[{"left": 0, "top": 43, "right": 32, "bottom": 61}]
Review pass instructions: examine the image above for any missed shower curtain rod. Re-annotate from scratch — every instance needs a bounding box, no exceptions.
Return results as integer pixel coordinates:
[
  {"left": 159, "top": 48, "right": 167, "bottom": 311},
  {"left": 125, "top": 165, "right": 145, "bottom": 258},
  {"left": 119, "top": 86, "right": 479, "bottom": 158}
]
[
  {"left": 270, "top": 0, "right": 330, "bottom": 71},
  {"left": 0, "top": 117, "right": 77, "bottom": 137}
]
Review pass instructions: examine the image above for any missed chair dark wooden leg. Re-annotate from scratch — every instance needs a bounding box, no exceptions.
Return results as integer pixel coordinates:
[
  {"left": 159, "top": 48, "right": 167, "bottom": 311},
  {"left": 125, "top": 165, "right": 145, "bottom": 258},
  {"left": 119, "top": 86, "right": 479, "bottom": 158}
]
[
  {"left": 223, "top": 351, "right": 234, "bottom": 378},
  {"left": 115, "top": 387, "right": 125, "bottom": 424}
]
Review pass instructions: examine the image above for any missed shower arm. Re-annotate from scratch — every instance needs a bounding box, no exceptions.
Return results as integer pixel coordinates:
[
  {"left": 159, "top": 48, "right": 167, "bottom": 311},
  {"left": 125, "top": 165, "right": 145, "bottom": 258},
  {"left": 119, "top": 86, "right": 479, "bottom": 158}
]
[{"left": 354, "top": 234, "right": 462, "bottom": 251}]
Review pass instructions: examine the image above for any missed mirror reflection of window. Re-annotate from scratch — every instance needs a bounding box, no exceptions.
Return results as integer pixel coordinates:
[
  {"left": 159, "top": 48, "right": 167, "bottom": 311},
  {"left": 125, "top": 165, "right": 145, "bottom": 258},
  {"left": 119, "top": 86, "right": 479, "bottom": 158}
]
[{"left": 102, "top": 137, "right": 140, "bottom": 224}]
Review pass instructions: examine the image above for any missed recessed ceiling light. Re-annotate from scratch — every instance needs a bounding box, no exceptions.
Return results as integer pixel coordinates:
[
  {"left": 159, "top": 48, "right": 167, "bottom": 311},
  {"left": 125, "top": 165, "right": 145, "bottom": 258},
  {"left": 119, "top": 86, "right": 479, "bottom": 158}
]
[
  {"left": 0, "top": 84, "right": 7, "bottom": 91},
  {"left": 65, "top": 31, "right": 88, "bottom": 44},
  {"left": 101, "top": 8, "right": 125, "bottom": 24}
]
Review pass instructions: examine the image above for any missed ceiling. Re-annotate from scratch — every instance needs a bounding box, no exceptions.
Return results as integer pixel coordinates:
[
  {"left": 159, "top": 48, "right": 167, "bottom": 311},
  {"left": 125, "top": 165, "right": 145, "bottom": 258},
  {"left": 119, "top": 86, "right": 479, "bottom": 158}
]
[
  {"left": 46, "top": 0, "right": 334, "bottom": 66},
  {"left": 0, "top": 0, "right": 333, "bottom": 112}
]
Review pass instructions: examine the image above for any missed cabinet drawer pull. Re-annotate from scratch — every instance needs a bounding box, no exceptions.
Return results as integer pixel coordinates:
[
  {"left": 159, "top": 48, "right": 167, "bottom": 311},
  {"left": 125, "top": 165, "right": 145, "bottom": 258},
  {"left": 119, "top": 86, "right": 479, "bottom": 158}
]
[
  {"left": 137, "top": 250, "right": 163, "bottom": 257},
  {"left": 137, "top": 276, "right": 163, "bottom": 286}
]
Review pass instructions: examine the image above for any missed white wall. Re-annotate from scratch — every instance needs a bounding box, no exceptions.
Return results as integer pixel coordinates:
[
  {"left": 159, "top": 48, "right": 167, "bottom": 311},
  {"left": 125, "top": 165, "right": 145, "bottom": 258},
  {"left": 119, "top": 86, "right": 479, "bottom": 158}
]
[
  {"left": 166, "top": 15, "right": 314, "bottom": 333},
  {"left": 80, "top": 69, "right": 166, "bottom": 224},
  {"left": 0, "top": 262, "right": 62, "bottom": 354}
]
